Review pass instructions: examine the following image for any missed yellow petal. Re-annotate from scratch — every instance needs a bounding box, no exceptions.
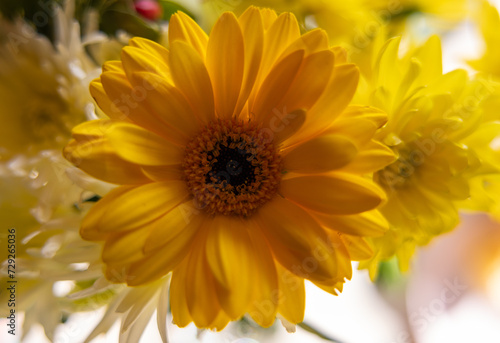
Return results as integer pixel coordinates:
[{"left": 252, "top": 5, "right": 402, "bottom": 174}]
[
  {"left": 206, "top": 216, "right": 256, "bottom": 319},
  {"left": 80, "top": 185, "right": 135, "bottom": 241},
  {"left": 64, "top": 121, "right": 150, "bottom": 185},
  {"left": 313, "top": 209, "right": 389, "bottom": 237},
  {"left": 340, "top": 234, "right": 374, "bottom": 261},
  {"left": 129, "top": 37, "right": 169, "bottom": 65},
  {"left": 102, "top": 60, "right": 124, "bottom": 73},
  {"left": 92, "top": 181, "right": 188, "bottom": 233},
  {"left": 169, "top": 11, "right": 209, "bottom": 58},
  {"left": 206, "top": 12, "right": 244, "bottom": 119},
  {"left": 185, "top": 232, "right": 221, "bottom": 327},
  {"left": 276, "top": 263, "right": 305, "bottom": 324},
  {"left": 280, "top": 173, "right": 385, "bottom": 215},
  {"left": 281, "top": 29, "right": 329, "bottom": 56},
  {"left": 309, "top": 63, "right": 360, "bottom": 121},
  {"left": 260, "top": 8, "right": 278, "bottom": 30},
  {"left": 143, "top": 201, "right": 204, "bottom": 253},
  {"left": 251, "top": 50, "right": 304, "bottom": 122},
  {"left": 89, "top": 80, "right": 129, "bottom": 121},
  {"left": 102, "top": 227, "right": 150, "bottom": 264},
  {"left": 121, "top": 46, "right": 170, "bottom": 80},
  {"left": 283, "top": 133, "right": 358, "bottom": 174},
  {"left": 126, "top": 226, "right": 197, "bottom": 286},
  {"left": 170, "top": 260, "right": 193, "bottom": 328},
  {"left": 100, "top": 71, "right": 180, "bottom": 137},
  {"left": 272, "top": 109, "right": 307, "bottom": 144},
  {"left": 169, "top": 40, "right": 215, "bottom": 123},
  {"left": 261, "top": 12, "right": 301, "bottom": 78},
  {"left": 287, "top": 63, "right": 360, "bottom": 146},
  {"left": 106, "top": 122, "right": 183, "bottom": 166},
  {"left": 235, "top": 6, "right": 264, "bottom": 117},
  {"left": 277, "top": 50, "right": 335, "bottom": 112},
  {"left": 207, "top": 311, "right": 231, "bottom": 331},
  {"left": 246, "top": 224, "right": 278, "bottom": 328},
  {"left": 141, "top": 165, "right": 184, "bottom": 182},
  {"left": 256, "top": 197, "right": 341, "bottom": 283},
  {"left": 340, "top": 140, "right": 395, "bottom": 174},
  {"left": 129, "top": 71, "right": 201, "bottom": 139}
]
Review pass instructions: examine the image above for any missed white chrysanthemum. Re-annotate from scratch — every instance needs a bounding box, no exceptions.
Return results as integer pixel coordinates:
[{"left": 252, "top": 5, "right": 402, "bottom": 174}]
[{"left": 0, "top": 0, "right": 100, "bottom": 160}]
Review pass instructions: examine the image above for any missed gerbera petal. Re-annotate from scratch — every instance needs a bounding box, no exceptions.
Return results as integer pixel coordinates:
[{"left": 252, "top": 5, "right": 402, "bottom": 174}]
[
  {"left": 261, "top": 12, "right": 301, "bottom": 76},
  {"left": 169, "top": 11, "right": 209, "bottom": 57},
  {"left": 251, "top": 49, "right": 304, "bottom": 122},
  {"left": 129, "top": 71, "right": 201, "bottom": 139},
  {"left": 340, "top": 140, "right": 395, "bottom": 173},
  {"left": 169, "top": 40, "right": 215, "bottom": 123},
  {"left": 89, "top": 181, "right": 188, "bottom": 233},
  {"left": 64, "top": 138, "right": 150, "bottom": 185},
  {"left": 80, "top": 185, "right": 135, "bottom": 241},
  {"left": 283, "top": 133, "right": 358, "bottom": 173},
  {"left": 143, "top": 201, "right": 204, "bottom": 253},
  {"left": 141, "top": 165, "right": 184, "bottom": 182},
  {"left": 129, "top": 37, "right": 169, "bottom": 65},
  {"left": 312, "top": 209, "right": 389, "bottom": 237},
  {"left": 208, "top": 311, "right": 231, "bottom": 331},
  {"left": 100, "top": 71, "right": 180, "bottom": 136},
  {"left": 308, "top": 63, "right": 360, "bottom": 123},
  {"left": 102, "top": 227, "right": 150, "bottom": 264},
  {"left": 89, "top": 79, "right": 129, "bottom": 121},
  {"left": 276, "top": 263, "right": 305, "bottom": 324},
  {"left": 126, "top": 225, "right": 198, "bottom": 286},
  {"left": 206, "top": 216, "right": 256, "bottom": 319},
  {"left": 281, "top": 28, "right": 329, "bottom": 57},
  {"left": 280, "top": 173, "right": 385, "bottom": 215},
  {"left": 206, "top": 12, "right": 244, "bottom": 119},
  {"left": 276, "top": 50, "right": 335, "bottom": 113},
  {"left": 106, "top": 122, "right": 184, "bottom": 166},
  {"left": 284, "top": 63, "right": 360, "bottom": 147},
  {"left": 170, "top": 261, "right": 193, "bottom": 328},
  {"left": 260, "top": 8, "right": 278, "bottom": 30},
  {"left": 102, "top": 60, "right": 124, "bottom": 73},
  {"left": 246, "top": 224, "right": 278, "bottom": 328},
  {"left": 340, "top": 234, "right": 374, "bottom": 261},
  {"left": 184, "top": 232, "right": 221, "bottom": 327},
  {"left": 256, "top": 197, "right": 341, "bottom": 282},
  {"left": 236, "top": 7, "right": 264, "bottom": 117},
  {"left": 64, "top": 121, "right": 150, "bottom": 185},
  {"left": 121, "top": 46, "right": 170, "bottom": 80}
]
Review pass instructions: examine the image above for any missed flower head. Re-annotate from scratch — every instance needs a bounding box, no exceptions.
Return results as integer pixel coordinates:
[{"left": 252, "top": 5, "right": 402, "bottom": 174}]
[
  {"left": 65, "top": 7, "right": 393, "bottom": 329},
  {"left": 356, "top": 35, "right": 497, "bottom": 276}
]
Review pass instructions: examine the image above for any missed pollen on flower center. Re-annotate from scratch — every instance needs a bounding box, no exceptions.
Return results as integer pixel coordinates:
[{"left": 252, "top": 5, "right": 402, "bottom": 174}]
[{"left": 183, "top": 119, "right": 282, "bottom": 217}]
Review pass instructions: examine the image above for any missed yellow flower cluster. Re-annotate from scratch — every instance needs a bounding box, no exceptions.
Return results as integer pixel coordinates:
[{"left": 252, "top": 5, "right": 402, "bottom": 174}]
[{"left": 1, "top": 0, "right": 500, "bottom": 341}]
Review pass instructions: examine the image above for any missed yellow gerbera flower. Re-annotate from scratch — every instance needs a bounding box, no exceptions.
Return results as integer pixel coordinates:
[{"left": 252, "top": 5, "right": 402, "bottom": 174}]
[
  {"left": 64, "top": 7, "right": 393, "bottom": 329},
  {"left": 356, "top": 35, "right": 496, "bottom": 277}
]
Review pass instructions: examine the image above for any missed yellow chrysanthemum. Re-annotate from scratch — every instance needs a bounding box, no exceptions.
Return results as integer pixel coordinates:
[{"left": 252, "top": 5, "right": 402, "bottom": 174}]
[
  {"left": 64, "top": 7, "right": 394, "bottom": 329},
  {"left": 469, "top": 1, "right": 500, "bottom": 78},
  {"left": 202, "top": 0, "right": 377, "bottom": 44},
  {"left": 356, "top": 35, "right": 496, "bottom": 277}
]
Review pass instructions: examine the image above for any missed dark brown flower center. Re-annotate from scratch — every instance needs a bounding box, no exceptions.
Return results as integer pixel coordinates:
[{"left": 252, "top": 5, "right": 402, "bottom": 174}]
[{"left": 183, "top": 119, "right": 282, "bottom": 216}]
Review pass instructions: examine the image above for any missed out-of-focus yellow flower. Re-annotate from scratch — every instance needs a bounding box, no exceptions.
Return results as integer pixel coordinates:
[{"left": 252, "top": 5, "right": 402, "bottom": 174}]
[
  {"left": 366, "top": 0, "right": 468, "bottom": 24},
  {"left": 202, "top": 0, "right": 377, "bottom": 44},
  {"left": 355, "top": 35, "right": 497, "bottom": 278},
  {"left": 64, "top": 7, "right": 394, "bottom": 330},
  {"left": 469, "top": 1, "right": 500, "bottom": 78},
  {"left": 202, "top": 0, "right": 469, "bottom": 59}
]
